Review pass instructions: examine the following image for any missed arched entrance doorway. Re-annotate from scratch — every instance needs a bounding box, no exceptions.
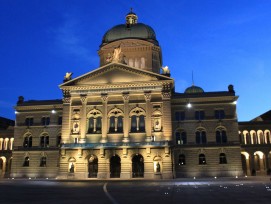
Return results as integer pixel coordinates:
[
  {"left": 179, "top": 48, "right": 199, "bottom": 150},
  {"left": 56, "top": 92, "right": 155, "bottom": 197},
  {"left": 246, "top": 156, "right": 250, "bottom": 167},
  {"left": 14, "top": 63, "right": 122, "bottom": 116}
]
[
  {"left": 132, "top": 154, "right": 144, "bottom": 178},
  {"left": 110, "top": 155, "right": 120, "bottom": 178},
  {"left": 0, "top": 156, "right": 6, "bottom": 178},
  {"left": 88, "top": 155, "right": 98, "bottom": 178},
  {"left": 241, "top": 154, "right": 247, "bottom": 175}
]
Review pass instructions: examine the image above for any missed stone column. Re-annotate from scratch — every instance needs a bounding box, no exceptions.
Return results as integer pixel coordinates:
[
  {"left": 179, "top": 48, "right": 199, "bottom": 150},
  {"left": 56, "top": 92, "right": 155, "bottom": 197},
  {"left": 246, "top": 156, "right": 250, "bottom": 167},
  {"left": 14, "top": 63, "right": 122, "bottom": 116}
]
[
  {"left": 122, "top": 93, "right": 130, "bottom": 142},
  {"left": 144, "top": 92, "right": 152, "bottom": 142},
  {"left": 100, "top": 94, "right": 108, "bottom": 143},
  {"left": 61, "top": 90, "right": 71, "bottom": 144},
  {"left": 161, "top": 90, "right": 172, "bottom": 141},
  {"left": 79, "top": 95, "right": 87, "bottom": 143}
]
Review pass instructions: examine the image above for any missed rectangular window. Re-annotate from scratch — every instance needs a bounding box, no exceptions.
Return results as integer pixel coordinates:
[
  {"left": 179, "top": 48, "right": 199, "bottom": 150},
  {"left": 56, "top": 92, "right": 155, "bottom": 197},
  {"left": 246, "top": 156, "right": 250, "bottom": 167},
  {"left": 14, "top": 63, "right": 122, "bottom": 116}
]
[
  {"left": 195, "top": 111, "right": 205, "bottom": 120},
  {"left": 175, "top": 111, "right": 185, "bottom": 121},
  {"left": 25, "top": 118, "right": 34, "bottom": 126},
  {"left": 215, "top": 110, "right": 225, "bottom": 119},
  {"left": 41, "top": 117, "right": 50, "bottom": 126}
]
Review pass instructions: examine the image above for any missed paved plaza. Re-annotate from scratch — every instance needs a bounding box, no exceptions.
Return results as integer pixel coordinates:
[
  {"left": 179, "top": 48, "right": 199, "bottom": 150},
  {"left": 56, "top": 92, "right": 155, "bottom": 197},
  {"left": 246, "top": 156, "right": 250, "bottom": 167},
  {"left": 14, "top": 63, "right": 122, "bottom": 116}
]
[{"left": 0, "top": 177, "right": 271, "bottom": 204}]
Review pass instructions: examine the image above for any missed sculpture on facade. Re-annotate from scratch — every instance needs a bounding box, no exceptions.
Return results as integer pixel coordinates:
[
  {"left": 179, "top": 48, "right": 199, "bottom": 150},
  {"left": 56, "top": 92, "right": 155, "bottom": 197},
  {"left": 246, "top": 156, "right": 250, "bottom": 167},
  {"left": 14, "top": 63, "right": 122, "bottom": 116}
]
[
  {"left": 161, "top": 66, "right": 170, "bottom": 75},
  {"left": 70, "top": 163, "right": 74, "bottom": 173},
  {"left": 64, "top": 72, "right": 73, "bottom": 82},
  {"left": 156, "top": 162, "right": 161, "bottom": 173},
  {"left": 106, "top": 46, "right": 126, "bottom": 64}
]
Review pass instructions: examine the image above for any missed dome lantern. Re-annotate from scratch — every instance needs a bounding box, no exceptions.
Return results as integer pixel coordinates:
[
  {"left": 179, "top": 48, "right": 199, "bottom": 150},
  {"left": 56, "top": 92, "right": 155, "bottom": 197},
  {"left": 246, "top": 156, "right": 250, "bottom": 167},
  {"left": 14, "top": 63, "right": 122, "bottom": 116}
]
[{"left": 126, "top": 8, "right": 138, "bottom": 27}]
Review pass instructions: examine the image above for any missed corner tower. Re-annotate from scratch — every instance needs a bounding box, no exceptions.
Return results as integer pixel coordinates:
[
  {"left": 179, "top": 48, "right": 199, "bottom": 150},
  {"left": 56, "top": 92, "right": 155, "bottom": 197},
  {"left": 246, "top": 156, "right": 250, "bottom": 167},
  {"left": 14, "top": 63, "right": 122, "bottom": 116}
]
[{"left": 98, "top": 10, "right": 162, "bottom": 74}]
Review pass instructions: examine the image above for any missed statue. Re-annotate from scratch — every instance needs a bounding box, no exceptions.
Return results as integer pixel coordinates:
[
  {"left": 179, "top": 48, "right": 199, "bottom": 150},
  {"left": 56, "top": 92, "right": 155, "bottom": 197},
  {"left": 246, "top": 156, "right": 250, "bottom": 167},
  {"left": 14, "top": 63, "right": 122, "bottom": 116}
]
[
  {"left": 161, "top": 66, "right": 170, "bottom": 75},
  {"left": 70, "top": 163, "right": 74, "bottom": 173},
  {"left": 64, "top": 72, "right": 73, "bottom": 82},
  {"left": 112, "top": 46, "right": 122, "bottom": 63},
  {"left": 156, "top": 162, "right": 161, "bottom": 173},
  {"left": 73, "top": 122, "right": 79, "bottom": 133}
]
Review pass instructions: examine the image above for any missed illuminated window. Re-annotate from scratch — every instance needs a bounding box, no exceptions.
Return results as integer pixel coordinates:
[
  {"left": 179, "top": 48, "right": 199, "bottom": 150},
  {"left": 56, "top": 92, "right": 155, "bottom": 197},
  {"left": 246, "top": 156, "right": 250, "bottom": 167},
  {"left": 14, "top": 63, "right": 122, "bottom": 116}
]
[
  {"left": 108, "top": 108, "right": 124, "bottom": 133},
  {"left": 23, "top": 135, "right": 32, "bottom": 148},
  {"left": 23, "top": 157, "right": 30, "bottom": 167},
  {"left": 195, "top": 111, "right": 204, "bottom": 120},
  {"left": 130, "top": 107, "right": 146, "bottom": 133},
  {"left": 178, "top": 154, "right": 186, "bottom": 165},
  {"left": 219, "top": 153, "right": 227, "bottom": 164},
  {"left": 199, "top": 154, "right": 206, "bottom": 165},
  {"left": 176, "top": 131, "right": 187, "bottom": 144},
  {"left": 215, "top": 110, "right": 225, "bottom": 119}
]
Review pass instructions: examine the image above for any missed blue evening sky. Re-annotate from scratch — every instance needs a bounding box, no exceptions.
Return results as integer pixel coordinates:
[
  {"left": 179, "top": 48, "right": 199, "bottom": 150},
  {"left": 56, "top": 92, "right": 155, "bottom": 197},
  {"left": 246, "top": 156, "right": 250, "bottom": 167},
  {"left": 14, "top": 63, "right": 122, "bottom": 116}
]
[{"left": 0, "top": 0, "right": 271, "bottom": 121}]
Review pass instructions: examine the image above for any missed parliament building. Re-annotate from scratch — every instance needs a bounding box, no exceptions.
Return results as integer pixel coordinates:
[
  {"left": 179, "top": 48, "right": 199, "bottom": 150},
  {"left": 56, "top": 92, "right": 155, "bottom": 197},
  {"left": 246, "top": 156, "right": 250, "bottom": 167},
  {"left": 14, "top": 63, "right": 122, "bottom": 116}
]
[{"left": 2, "top": 11, "right": 270, "bottom": 179}]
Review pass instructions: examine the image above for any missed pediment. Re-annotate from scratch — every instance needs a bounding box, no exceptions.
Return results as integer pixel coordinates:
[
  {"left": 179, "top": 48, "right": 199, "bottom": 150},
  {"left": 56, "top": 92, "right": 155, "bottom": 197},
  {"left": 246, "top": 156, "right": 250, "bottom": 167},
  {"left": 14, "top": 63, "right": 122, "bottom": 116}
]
[{"left": 60, "top": 63, "right": 171, "bottom": 87}]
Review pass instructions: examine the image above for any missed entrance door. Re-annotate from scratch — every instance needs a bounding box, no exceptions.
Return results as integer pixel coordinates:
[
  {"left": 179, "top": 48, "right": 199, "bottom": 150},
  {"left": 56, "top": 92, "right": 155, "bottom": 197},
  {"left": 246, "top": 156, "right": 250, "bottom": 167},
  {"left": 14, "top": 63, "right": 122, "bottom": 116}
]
[
  {"left": 110, "top": 155, "right": 121, "bottom": 178},
  {"left": 88, "top": 156, "right": 98, "bottom": 178},
  {"left": 132, "top": 154, "right": 144, "bottom": 178}
]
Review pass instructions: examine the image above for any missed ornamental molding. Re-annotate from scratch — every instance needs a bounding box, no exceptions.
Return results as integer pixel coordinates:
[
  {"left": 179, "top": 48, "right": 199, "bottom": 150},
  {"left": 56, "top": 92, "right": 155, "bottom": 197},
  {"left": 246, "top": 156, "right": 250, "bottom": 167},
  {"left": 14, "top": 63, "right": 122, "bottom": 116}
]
[
  {"left": 122, "top": 93, "right": 130, "bottom": 101},
  {"left": 80, "top": 94, "right": 87, "bottom": 104},
  {"left": 101, "top": 94, "right": 108, "bottom": 103},
  {"left": 161, "top": 91, "right": 171, "bottom": 100},
  {"left": 144, "top": 92, "right": 152, "bottom": 101}
]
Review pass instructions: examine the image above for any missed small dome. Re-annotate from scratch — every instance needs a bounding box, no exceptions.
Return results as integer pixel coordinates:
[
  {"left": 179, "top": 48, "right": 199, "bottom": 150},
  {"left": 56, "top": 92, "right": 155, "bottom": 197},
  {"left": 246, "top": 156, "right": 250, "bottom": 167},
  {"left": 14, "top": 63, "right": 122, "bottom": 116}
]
[
  {"left": 184, "top": 85, "right": 204, "bottom": 94},
  {"left": 101, "top": 10, "right": 158, "bottom": 46}
]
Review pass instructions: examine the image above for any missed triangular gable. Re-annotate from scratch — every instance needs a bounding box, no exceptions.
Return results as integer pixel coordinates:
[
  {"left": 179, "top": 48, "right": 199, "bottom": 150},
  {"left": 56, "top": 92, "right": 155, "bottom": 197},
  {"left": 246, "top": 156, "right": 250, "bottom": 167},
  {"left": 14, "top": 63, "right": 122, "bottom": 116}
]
[{"left": 59, "top": 63, "right": 172, "bottom": 87}]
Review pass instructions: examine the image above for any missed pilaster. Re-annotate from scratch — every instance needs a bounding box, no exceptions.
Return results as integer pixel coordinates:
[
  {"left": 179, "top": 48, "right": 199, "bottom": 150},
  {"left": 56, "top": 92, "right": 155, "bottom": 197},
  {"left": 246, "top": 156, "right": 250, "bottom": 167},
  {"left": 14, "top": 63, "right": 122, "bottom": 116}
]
[
  {"left": 101, "top": 94, "right": 108, "bottom": 143},
  {"left": 79, "top": 95, "right": 87, "bottom": 143},
  {"left": 161, "top": 90, "right": 172, "bottom": 141},
  {"left": 62, "top": 90, "right": 71, "bottom": 143},
  {"left": 144, "top": 92, "right": 152, "bottom": 142},
  {"left": 122, "top": 93, "right": 130, "bottom": 142}
]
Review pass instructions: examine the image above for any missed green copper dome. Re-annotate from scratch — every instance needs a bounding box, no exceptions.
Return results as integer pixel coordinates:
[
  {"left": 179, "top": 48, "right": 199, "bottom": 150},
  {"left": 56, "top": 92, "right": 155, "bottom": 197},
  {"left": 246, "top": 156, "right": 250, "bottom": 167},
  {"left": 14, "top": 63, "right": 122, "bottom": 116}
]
[
  {"left": 184, "top": 85, "right": 204, "bottom": 94},
  {"left": 101, "top": 11, "right": 158, "bottom": 46}
]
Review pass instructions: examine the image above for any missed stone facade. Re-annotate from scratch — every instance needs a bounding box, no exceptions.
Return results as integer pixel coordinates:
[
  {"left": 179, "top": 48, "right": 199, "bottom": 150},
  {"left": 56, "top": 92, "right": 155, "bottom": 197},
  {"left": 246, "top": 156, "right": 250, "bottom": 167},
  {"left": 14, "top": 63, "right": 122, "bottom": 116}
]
[{"left": 4, "top": 11, "right": 270, "bottom": 179}]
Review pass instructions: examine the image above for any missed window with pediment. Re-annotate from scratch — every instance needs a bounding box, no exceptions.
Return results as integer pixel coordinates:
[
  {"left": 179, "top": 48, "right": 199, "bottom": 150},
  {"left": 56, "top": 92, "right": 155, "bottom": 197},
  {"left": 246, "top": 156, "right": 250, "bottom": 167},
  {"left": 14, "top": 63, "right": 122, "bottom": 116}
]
[
  {"left": 87, "top": 109, "right": 102, "bottom": 134},
  {"left": 108, "top": 108, "right": 123, "bottom": 133},
  {"left": 130, "top": 107, "right": 146, "bottom": 133}
]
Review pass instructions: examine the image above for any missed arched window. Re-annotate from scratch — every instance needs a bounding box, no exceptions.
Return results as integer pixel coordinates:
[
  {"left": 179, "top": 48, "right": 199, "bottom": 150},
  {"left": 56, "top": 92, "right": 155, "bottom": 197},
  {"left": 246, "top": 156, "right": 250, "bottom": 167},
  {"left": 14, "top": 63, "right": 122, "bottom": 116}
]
[
  {"left": 199, "top": 154, "right": 206, "bottom": 165},
  {"left": 23, "top": 134, "right": 32, "bottom": 148},
  {"left": 216, "top": 128, "right": 227, "bottom": 144},
  {"left": 87, "top": 109, "right": 102, "bottom": 134},
  {"left": 219, "top": 153, "right": 227, "bottom": 164},
  {"left": 130, "top": 107, "right": 146, "bottom": 133},
  {"left": 40, "top": 135, "right": 49, "bottom": 148},
  {"left": 108, "top": 108, "right": 124, "bottom": 133},
  {"left": 176, "top": 130, "right": 187, "bottom": 145},
  {"left": 56, "top": 134, "right": 62, "bottom": 147},
  {"left": 178, "top": 154, "right": 185, "bottom": 165},
  {"left": 195, "top": 129, "right": 207, "bottom": 144},
  {"left": 23, "top": 157, "right": 30, "bottom": 167},
  {"left": 40, "top": 157, "right": 46, "bottom": 167}
]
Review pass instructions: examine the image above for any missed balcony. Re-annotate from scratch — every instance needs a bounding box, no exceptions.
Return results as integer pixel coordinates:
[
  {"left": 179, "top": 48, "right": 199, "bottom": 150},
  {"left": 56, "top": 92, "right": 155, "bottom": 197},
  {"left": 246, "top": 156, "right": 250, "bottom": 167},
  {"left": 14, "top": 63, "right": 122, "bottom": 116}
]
[{"left": 61, "top": 141, "right": 170, "bottom": 149}]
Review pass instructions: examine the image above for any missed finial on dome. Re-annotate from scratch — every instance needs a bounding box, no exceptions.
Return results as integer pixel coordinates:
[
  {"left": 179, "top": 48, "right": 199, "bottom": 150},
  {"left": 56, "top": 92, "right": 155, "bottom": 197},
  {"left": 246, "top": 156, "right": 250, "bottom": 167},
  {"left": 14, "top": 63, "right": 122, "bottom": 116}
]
[{"left": 126, "top": 8, "right": 138, "bottom": 27}]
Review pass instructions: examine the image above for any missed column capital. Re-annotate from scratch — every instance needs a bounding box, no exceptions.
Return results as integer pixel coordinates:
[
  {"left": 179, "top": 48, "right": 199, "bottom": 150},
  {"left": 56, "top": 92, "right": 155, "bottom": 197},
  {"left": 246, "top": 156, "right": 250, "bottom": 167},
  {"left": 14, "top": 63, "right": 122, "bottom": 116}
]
[
  {"left": 80, "top": 94, "right": 87, "bottom": 104},
  {"left": 144, "top": 92, "right": 152, "bottom": 101},
  {"left": 122, "top": 92, "right": 130, "bottom": 102},
  {"left": 101, "top": 94, "right": 108, "bottom": 103}
]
